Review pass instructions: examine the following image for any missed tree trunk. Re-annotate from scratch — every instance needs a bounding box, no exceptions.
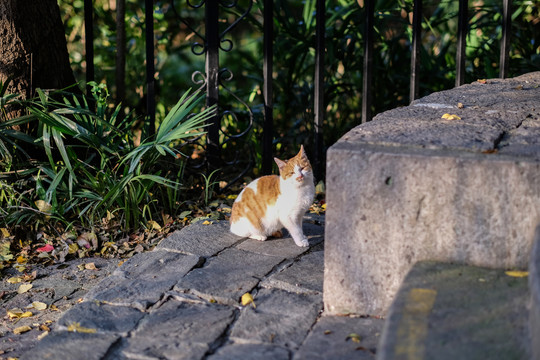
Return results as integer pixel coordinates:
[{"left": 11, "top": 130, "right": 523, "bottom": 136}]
[{"left": 0, "top": 0, "right": 76, "bottom": 113}]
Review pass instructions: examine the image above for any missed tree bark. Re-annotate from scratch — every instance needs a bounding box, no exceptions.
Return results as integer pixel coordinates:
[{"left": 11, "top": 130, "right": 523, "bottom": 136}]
[{"left": 0, "top": 0, "right": 76, "bottom": 112}]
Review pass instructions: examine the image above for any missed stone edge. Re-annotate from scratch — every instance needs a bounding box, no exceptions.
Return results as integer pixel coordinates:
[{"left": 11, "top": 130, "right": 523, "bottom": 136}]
[{"left": 529, "top": 225, "right": 540, "bottom": 360}]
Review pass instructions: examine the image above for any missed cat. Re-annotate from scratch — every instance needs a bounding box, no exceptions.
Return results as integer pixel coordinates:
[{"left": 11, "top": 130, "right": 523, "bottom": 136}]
[{"left": 229, "top": 145, "right": 315, "bottom": 247}]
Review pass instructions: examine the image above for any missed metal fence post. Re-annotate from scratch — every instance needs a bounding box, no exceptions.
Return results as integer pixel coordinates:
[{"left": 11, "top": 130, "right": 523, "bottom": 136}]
[
  {"left": 362, "top": 0, "right": 374, "bottom": 123},
  {"left": 145, "top": 0, "right": 156, "bottom": 133},
  {"left": 499, "top": 0, "right": 511, "bottom": 78},
  {"left": 205, "top": 1, "right": 220, "bottom": 168},
  {"left": 456, "top": 0, "right": 468, "bottom": 86},
  {"left": 314, "top": 0, "right": 325, "bottom": 181},
  {"left": 262, "top": 0, "right": 274, "bottom": 175},
  {"left": 410, "top": 0, "right": 422, "bottom": 102},
  {"left": 84, "top": 0, "right": 94, "bottom": 92}
]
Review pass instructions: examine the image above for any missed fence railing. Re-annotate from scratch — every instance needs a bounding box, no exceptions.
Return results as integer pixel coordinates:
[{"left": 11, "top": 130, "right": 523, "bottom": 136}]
[{"left": 82, "top": 0, "right": 514, "bottom": 183}]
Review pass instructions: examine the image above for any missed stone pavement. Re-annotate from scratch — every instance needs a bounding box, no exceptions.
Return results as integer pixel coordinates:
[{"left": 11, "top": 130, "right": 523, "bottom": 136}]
[{"left": 2, "top": 214, "right": 385, "bottom": 360}]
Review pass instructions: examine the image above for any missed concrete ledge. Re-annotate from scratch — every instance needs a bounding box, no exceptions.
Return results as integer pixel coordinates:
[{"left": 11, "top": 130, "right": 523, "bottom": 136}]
[
  {"left": 324, "top": 72, "right": 540, "bottom": 315},
  {"left": 530, "top": 226, "right": 540, "bottom": 360}
]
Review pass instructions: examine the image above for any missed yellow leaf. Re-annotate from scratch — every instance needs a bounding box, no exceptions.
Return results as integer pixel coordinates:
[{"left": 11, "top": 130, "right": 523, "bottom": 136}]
[
  {"left": 346, "top": 333, "right": 362, "bottom": 343},
  {"left": 241, "top": 293, "right": 256, "bottom": 308},
  {"left": 34, "top": 200, "right": 52, "bottom": 214},
  {"left": 321, "top": 203, "right": 327, "bottom": 211},
  {"left": 441, "top": 113, "right": 461, "bottom": 121},
  {"left": 505, "top": 270, "right": 528, "bottom": 278},
  {"left": 85, "top": 262, "right": 97, "bottom": 270},
  {"left": 16, "top": 255, "right": 27, "bottom": 264},
  {"left": 202, "top": 220, "right": 212, "bottom": 225},
  {"left": 13, "top": 325, "right": 32, "bottom": 334},
  {"left": 67, "top": 322, "right": 97, "bottom": 334},
  {"left": 0, "top": 227, "right": 10, "bottom": 238},
  {"left": 227, "top": 194, "right": 238, "bottom": 200},
  {"left": 32, "top": 301, "right": 48, "bottom": 311},
  {"left": 37, "top": 331, "right": 49, "bottom": 340},
  {"left": 17, "top": 283, "right": 33, "bottom": 294},
  {"left": 68, "top": 243, "right": 79, "bottom": 254},
  {"left": 147, "top": 220, "right": 162, "bottom": 231},
  {"left": 7, "top": 276, "right": 22, "bottom": 284},
  {"left": 7, "top": 309, "right": 32, "bottom": 320}
]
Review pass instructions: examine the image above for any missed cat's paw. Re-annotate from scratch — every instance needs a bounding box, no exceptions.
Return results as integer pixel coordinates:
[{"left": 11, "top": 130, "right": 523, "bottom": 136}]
[
  {"left": 271, "top": 230, "right": 284, "bottom": 238},
  {"left": 294, "top": 237, "right": 309, "bottom": 247},
  {"left": 250, "top": 235, "right": 268, "bottom": 241}
]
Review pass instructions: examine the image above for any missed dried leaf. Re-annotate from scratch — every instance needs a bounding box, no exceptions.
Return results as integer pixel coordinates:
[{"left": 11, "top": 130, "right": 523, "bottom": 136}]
[
  {"left": 477, "top": 79, "right": 487, "bottom": 84},
  {"left": 7, "top": 276, "right": 22, "bottom": 284},
  {"left": 441, "top": 113, "right": 461, "bottom": 121},
  {"left": 457, "top": 102, "right": 464, "bottom": 109},
  {"left": 13, "top": 325, "right": 32, "bottom": 334},
  {"left": 202, "top": 220, "right": 212, "bottom": 225},
  {"left": 85, "top": 262, "right": 97, "bottom": 270},
  {"left": 514, "top": 84, "right": 523, "bottom": 90},
  {"left": 147, "top": 220, "right": 162, "bottom": 231},
  {"left": 32, "top": 301, "right": 48, "bottom": 311},
  {"left": 0, "top": 228, "right": 10, "bottom": 238},
  {"left": 35, "top": 200, "right": 52, "bottom": 214},
  {"left": 67, "top": 322, "right": 97, "bottom": 333},
  {"left": 7, "top": 308, "right": 33, "bottom": 320},
  {"left": 505, "top": 270, "right": 528, "bottom": 278},
  {"left": 36, "top": 244, "right": 54, "bottom": 253},
  {"left": 16, "top": 255, "right": 27, "bottom": 264},
  {"left": 346, "top": 333, "right": 362, "bottom": 343},
  {"left": 40, "top": 324, "right": 51, "bottom": 332},
  {"left": 37, "top": 331, "right": 49, "bottom": 340},
  {"left": 241, "top": 293, "right": 256, "bottom": 308},
  {"left": 17, "top": 283, "right": 33, "bottom": 294},
  {"left": 324, "top": 330, "right": 332, "bottom": 335}
]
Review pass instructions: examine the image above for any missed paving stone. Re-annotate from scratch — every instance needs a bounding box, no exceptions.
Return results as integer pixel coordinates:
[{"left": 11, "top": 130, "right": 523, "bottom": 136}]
[
  {"left": 378, "top": 261, "right": 530, "bottom": 360},
  {"left": 236, "top": 222, "right": 324, "bottom": 258},
  {"left": 156, "top": 220, "right": 241, "bottom": 257},
  {"left": 57, "top": 301, "right": 145, "bottom": 335},
  {"left": 118, "top": 299, "right": 235, "bottom": 360},
  {"left": 175, "top": 248, "right": 284, "bottom": 305},
  {"left": 261, "top": 250, "right": 324, "bottom": 294},
  {"left": 85, "top": 251, "right": 201, "bottom": 309},
  {"left": 294, "top": 315, "right": 384, "bottom": 360},
  {"left": 20, "top": 331, "right": 119, "bottom": 360},
  {"left": 529, "top": 227, "right": 540, "bottom": 360},
  {"left": 230, "top": 288, "right": 323, "bottom": 349},
  {"left": 208, "top": 342, "right": 290, "bottom": 360}
]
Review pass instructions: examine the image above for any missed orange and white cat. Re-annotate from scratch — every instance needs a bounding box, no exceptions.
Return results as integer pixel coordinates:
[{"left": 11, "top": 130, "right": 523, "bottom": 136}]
[{"left": 230, "top": 146, "right": 315, "bottom": 247}]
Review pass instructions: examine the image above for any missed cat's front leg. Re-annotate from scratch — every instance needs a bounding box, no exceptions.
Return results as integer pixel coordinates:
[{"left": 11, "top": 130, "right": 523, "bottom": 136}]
[{"left": 281, "top": 217, "right": 309, "bottom": 247}]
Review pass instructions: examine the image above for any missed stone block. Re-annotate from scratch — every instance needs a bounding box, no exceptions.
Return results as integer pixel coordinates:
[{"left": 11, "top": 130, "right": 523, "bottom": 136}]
[
  {"left": 120, "top": 299, "right": 234, "bottom": 360},
  {"left": 175, "top": 248, "right": 284, "bottom": 305},
  {"left": 156, "top": 220, "right": 241, "bottom": 257},
  {"left": 377, "top": 262, "right": 529, "bottom": 360},
  {"left": 208, "top": 343, "right": 290, "bottom": 360},
  {"left": 261, "top": 250, "right": 324, "bottom": 294},
  {"left": 324, "top": 73, "right": 540, "bottom": 315},
  {"left": 294, "top": 315, "right": 384, "bottom": 360},
  {"left": 530, "top": 226, "right": 540, "bottom": 360},
  {"left": 230, "top": 288, "right": 322, "bottom": 349}
]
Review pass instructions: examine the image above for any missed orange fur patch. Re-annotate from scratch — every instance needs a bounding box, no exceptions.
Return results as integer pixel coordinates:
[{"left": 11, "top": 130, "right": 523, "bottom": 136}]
[
  {"left": 279, "top": 151, "right": 312, "bottom": 180},
  {"left": 230, "top": 175, "right": 281, "bottom": 232}
]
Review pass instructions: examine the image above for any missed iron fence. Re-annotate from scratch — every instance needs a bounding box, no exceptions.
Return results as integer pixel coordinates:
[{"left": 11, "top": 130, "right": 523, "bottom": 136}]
[{"left": 82, "top": 0, "right": 514, "bottom": 183}]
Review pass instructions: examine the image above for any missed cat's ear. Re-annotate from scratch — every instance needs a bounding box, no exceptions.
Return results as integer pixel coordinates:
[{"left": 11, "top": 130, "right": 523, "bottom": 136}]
[
  {"left": 274, "top": 157, "right": 287, "bottom": 170},
  {"left": 298, "top": 145, "right": 307, "bottom": 158}
]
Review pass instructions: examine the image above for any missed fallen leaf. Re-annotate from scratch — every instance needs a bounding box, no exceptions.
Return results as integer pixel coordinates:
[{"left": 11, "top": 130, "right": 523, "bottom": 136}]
[
  {"left": 85, "top": 262, "right": 97, "bottom": 270},
  {"left": 67, "top": 322, "right": 97, "bottom": 333},
  {"left": 37, "top": 331, "right": 49, "bottom": 340},
  {"left": 117, "top": 259, "right": 126, "bottom": 266},
  {"left": 457, "top": 102, "right": 464, "bottom": 109},
  {"left": 50, "top": 305, "right": 59, "bottom": 311},
  {"left": 40, "top": 324, "right": 51, "bottom": 332},
  {"left": 147, "top": 220, "right": 162, "bottom": 231},
  {"left": 477, "top": 79, "right": 487, "bottom": 84},
  {"left": 7, "top": 308, "right": 33, "bottom": 320},
  {"left": 13, "top": 325, "right": 32, "bottom": 334},
  {"left": 441, "top": 113, "right": 461, "bottom": 120},
  {"left": 16, "top": 255, "right": 27, "bottom": 264},
  {"left": 324, "top": 330, "right": 332, "bottom": 335},
  {"left": 36, "top": 244, "right": 54, "bottom": 253},
  {"left": 0, "top": 228, "right": 10, "bottom": 238},
  {"left": 35, "top": 200, "right": 52, "bottom": 214},
  {"left": 202, "top": 220, "right": 212, "bottom": 225},
  {"left": 17, "top": 283, "right": 33, "bottom": 294},
  {"left": 32, "top": 301, "right": 48, "bottom": 311},
  {"left": 7, "top": 276, "right": 22, "bottom": 284},
  {"left": 241, "top": 293, "right": 256, "bottom": 308},
  {"left": 505, "top": 270, "right": 528, "bottom": 278},
  {"left": 346, "top": 333, "right": 362, "bottom": 343},
  {"left": 514, "top": 84, "right": 523, "bottom": 90}
]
